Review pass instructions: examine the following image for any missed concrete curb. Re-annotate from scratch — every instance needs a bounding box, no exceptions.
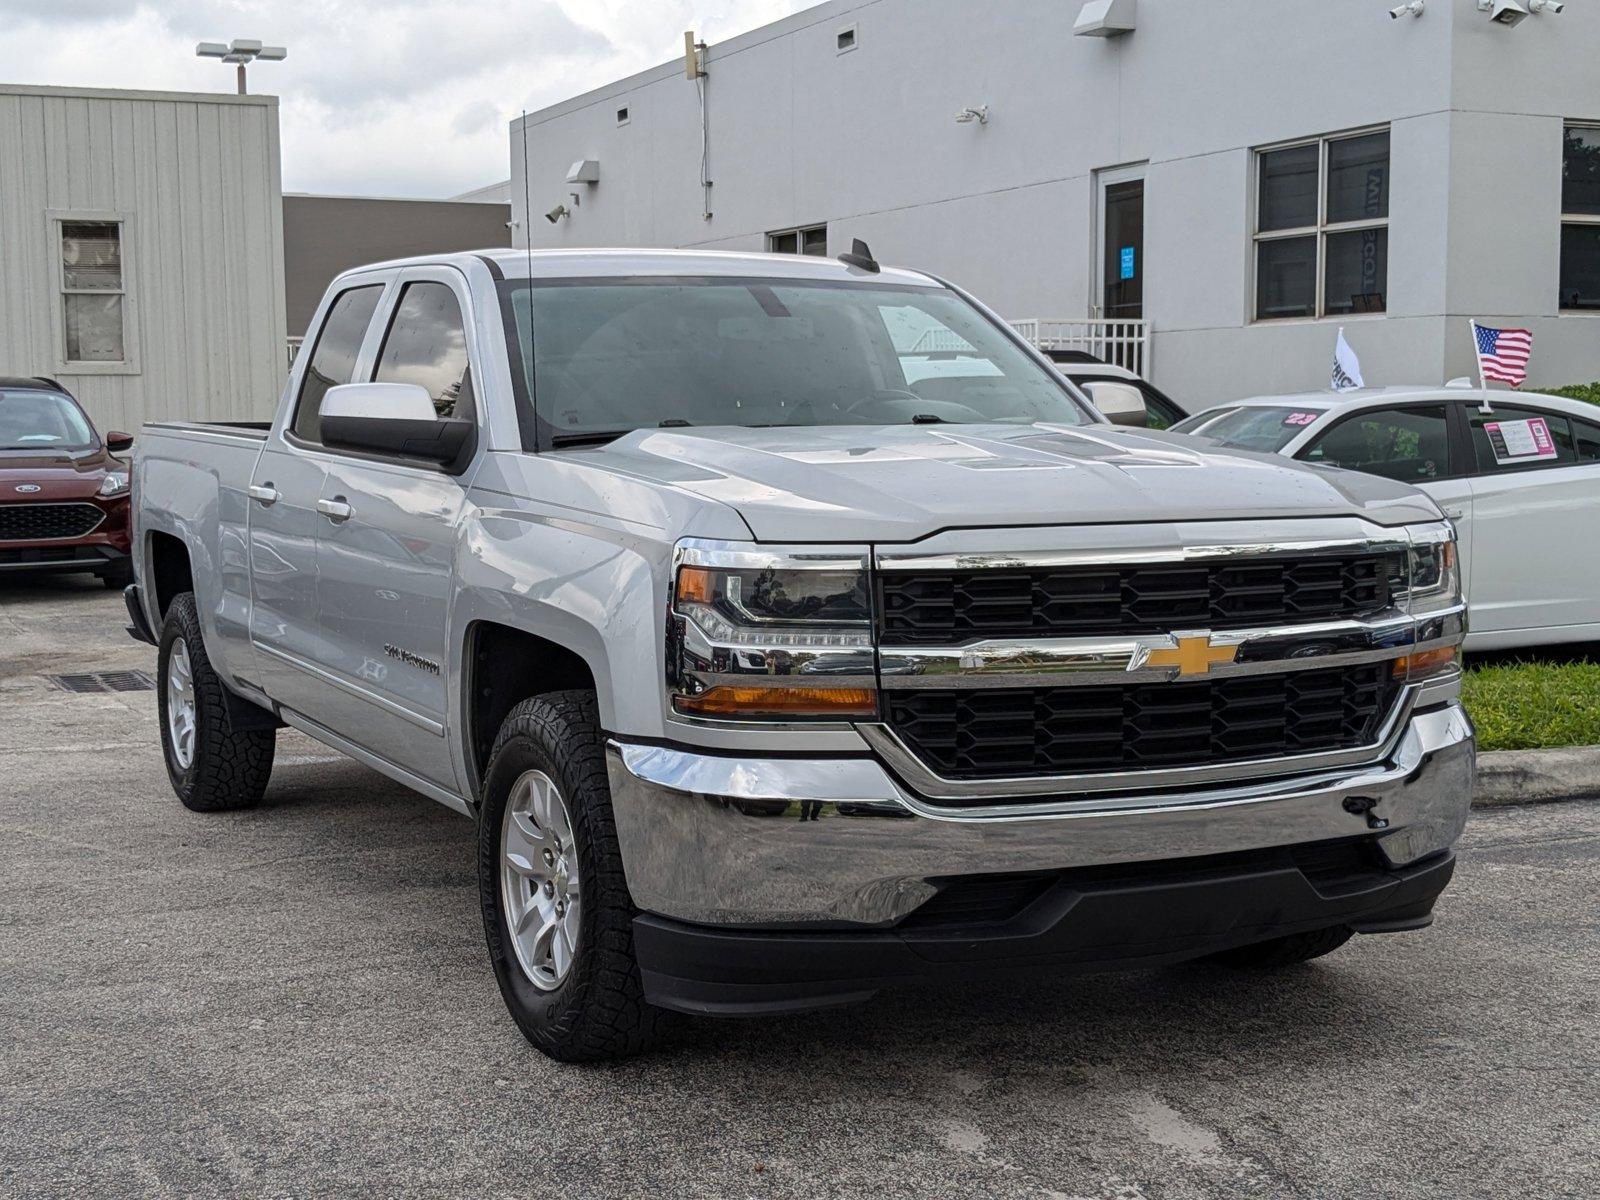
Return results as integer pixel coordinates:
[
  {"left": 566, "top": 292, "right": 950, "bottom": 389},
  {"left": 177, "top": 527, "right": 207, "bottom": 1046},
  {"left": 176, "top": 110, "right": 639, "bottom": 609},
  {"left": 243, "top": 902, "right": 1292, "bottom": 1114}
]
[{"left": 1473, "top": 744, "right": 1600, "bottom": 807}]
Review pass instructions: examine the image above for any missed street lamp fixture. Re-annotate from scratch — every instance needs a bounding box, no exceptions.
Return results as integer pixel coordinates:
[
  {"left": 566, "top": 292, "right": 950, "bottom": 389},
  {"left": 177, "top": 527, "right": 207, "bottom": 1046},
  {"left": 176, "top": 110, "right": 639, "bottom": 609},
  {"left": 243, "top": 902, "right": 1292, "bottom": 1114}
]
[{"left": 196, "top": 39, "right": 287, "bottom": 94}]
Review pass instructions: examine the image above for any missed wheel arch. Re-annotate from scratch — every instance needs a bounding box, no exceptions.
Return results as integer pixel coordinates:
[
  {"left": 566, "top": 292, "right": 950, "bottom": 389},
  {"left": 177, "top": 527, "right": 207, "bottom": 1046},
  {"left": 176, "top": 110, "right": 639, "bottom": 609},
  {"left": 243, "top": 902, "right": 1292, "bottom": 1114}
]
[
  {"left": 146, "top": 529, "right": 194, "bottom": 619},
  {"left": 461, "top": 619, "right": 605, "bottom": 802}
]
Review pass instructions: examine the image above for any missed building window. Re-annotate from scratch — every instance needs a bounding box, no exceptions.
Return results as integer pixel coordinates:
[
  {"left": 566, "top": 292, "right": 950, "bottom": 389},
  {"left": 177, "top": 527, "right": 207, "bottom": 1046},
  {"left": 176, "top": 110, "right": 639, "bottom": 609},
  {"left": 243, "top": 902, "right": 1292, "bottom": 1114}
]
[
  {"left": 836, "top": 25, "right": 858, "bottom": 53},
  {"left": 768, "top": 224, "right": 827, "bottom": 256},
  {"left": 59, "top": 220, "right": 127, "bottom": 363},
  {"left": 1254, "top": 129, "right": 1389, "bottom": 321},
  {"left": 1561, "top": 123, "right": 1600, "bottom": 310}
]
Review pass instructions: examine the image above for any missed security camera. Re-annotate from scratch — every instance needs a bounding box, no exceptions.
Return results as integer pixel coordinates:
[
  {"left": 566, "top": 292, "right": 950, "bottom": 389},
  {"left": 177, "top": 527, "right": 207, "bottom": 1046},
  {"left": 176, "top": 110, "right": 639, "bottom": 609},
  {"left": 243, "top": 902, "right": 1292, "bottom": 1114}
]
[
  {"left": 1389, "top": 1, "right": 1424, "bottom": 17},
  {"left": 544, "top": 204, "right": 569, "bottom": 224},
  {"left": 1477, "top": 0, "right": 1530, "bottom": 26},
  {"left": 1528, "top": 0, "right": 1564, "bottom": 13}
]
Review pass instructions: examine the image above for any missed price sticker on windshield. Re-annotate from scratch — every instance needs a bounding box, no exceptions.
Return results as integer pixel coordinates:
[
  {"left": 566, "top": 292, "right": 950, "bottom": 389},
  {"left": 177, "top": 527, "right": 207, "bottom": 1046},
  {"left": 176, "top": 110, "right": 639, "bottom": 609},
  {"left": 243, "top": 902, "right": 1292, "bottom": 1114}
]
[
  {"left": 1484, "top": 417, "right": 1557, "bottom": 464},
  {"left": 1282, "top": 412, "right": 1320, "bottom": 427}
]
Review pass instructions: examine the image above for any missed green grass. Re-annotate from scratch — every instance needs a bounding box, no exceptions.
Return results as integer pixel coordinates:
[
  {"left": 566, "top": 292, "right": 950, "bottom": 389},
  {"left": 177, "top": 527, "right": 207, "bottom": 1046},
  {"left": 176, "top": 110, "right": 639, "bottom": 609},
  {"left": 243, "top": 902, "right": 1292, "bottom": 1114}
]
[{"left": 1461, "top": 659, "right": 1600, "bottom": 752}]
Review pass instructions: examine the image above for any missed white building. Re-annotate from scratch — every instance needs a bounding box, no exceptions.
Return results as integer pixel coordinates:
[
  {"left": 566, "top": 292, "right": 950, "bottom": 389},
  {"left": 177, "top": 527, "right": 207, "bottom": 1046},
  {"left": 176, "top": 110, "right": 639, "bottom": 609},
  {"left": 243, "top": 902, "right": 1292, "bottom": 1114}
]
[
  {"left": 0, "top": 84, "right": 288, "bottom": 433},
  {"left": 510, "top": 0, "right": 1600, "bottom": 406}
]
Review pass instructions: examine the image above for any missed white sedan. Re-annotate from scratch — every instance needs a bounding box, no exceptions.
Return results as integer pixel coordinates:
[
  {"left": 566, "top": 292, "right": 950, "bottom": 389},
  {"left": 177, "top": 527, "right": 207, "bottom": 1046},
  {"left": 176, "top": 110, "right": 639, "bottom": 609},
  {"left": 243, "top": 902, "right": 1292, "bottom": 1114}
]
[{"left": 1171, "top": 384, "right": 1600, "bottom": 651}]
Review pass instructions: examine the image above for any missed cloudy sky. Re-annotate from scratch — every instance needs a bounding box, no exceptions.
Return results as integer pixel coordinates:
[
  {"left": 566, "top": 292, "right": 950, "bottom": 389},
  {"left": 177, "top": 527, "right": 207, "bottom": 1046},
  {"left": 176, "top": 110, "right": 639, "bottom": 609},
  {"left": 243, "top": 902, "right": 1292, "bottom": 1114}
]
[{"left": 0, "top": 1, "right": 809, "bottom": 197}]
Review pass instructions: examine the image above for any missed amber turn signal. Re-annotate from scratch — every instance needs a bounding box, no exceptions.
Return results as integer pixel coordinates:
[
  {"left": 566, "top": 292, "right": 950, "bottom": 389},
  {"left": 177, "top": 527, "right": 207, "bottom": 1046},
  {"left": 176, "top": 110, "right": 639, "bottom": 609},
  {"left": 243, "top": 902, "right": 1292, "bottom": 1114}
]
[
  {"left": 676, "top": 566, "right": 717, "bottom": 604},
  {"left": 675, "top": 685, "right": 878, "bottom": 718},
  {"left": 1392, "top": 646, "right": 1460, "bottom": 679}
]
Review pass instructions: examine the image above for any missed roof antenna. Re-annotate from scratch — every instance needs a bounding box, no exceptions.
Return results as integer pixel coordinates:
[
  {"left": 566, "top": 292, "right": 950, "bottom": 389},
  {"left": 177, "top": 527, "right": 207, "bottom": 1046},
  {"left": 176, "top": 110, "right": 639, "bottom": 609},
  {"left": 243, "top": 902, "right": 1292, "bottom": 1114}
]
[{"left": 838, "top": 238, "right": 880, "bottom": 273}]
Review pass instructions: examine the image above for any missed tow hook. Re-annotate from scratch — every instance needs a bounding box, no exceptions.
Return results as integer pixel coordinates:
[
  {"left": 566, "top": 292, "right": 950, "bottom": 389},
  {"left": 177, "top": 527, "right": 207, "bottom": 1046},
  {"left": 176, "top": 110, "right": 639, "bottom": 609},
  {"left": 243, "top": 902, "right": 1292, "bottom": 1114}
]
[{"left": 1342, "top": 795, "right": 1389, "bottom": 830}]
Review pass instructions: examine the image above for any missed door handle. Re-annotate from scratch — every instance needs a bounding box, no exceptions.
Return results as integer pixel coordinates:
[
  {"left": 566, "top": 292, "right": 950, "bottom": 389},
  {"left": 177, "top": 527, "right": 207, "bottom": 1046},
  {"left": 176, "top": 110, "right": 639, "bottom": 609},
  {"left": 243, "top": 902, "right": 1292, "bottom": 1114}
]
[
  {"left": 248, "top": 484, "right": 279, "bottom": 506},
  {"left": 316, "top": 497, "right": 353, "bottom": 523}
]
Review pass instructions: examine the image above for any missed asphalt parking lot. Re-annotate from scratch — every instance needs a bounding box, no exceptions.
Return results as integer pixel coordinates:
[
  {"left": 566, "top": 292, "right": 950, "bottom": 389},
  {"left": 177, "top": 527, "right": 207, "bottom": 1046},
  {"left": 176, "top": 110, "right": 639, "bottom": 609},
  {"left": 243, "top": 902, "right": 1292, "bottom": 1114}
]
[{"left": 2, "top": 578, "right": 1597, "bottom": 1199}]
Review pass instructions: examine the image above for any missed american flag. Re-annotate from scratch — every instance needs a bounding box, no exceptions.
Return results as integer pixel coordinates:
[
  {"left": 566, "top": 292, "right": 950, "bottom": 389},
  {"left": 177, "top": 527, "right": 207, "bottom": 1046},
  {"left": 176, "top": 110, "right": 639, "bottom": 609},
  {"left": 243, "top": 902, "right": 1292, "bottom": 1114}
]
[{"left": 1473, "top": 323, "right": 1533, "bottom": 387}]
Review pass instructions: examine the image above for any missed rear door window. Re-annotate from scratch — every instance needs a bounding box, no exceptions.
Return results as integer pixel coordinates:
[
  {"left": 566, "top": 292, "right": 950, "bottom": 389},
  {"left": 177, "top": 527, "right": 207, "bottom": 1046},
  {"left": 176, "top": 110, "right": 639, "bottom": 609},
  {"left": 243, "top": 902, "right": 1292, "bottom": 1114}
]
[
  {"left": 1301, "top": 405, "right": 1453, "bottom": 483},
  {"left": 1466, "top": 404, "right": 1577, "bottom": 473},
  {"left": 291, "top": 285, "right": 384, "bottom": 444},
  {"left": 1573, "top": 415, "right": 1600, "bottom": 463},
  {"left": 371, "top": 281, "right": 475, "bottom": 422}
]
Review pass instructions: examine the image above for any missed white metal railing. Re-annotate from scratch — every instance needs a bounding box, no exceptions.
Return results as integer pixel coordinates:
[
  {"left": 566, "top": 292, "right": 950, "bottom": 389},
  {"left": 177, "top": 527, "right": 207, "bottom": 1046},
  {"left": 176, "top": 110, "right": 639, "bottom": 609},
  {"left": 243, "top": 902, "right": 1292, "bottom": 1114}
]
[
  {"left": 907, "top": 328, "right": 978, "bottom": 354},
  {"left": 1010, "top": 317, "right": 1151, "bottom": 377},
  {"left": 286, "top": 336, "right": 303, "bottom": 369}
]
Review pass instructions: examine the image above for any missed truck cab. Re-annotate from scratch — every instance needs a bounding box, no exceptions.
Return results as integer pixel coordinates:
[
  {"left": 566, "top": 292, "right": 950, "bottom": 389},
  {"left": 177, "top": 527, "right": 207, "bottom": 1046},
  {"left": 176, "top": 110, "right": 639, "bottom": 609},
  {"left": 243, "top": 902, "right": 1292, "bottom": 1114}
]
[{"left": 129, "top": 249, "right": 1474, "bottom": 1061}]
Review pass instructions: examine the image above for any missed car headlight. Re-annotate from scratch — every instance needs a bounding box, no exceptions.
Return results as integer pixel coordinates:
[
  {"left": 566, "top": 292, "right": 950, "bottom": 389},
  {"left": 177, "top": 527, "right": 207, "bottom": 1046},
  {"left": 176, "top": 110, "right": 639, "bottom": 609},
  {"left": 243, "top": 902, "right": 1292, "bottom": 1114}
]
[
  {"left": 99, "top": 470, "right": 130, "bottom": 498},
  {"left": 667, "top": 541, "right": 877, "bottom": 720},
  {"left": 1395, "top": 522, "right": 1465, "bottom": 684}
]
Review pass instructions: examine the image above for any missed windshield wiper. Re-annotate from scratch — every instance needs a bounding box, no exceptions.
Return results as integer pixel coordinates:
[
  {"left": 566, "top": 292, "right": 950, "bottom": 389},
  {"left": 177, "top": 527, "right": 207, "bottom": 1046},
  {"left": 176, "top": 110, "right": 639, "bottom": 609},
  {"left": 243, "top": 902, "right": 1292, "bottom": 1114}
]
[
  {"left": 548, "top": 430, "right": 632, "bottom": 449},
  {"left": 549, "top": 419, "right": 694, "bottom": 449}
]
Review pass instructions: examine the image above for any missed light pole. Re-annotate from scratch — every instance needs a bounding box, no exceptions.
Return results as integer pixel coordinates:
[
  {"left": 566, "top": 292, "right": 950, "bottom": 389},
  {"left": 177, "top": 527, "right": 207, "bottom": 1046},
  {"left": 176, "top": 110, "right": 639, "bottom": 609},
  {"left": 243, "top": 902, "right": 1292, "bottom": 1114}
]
[{"left": 195, "top": 40, "right": 287, "bottom": 94}]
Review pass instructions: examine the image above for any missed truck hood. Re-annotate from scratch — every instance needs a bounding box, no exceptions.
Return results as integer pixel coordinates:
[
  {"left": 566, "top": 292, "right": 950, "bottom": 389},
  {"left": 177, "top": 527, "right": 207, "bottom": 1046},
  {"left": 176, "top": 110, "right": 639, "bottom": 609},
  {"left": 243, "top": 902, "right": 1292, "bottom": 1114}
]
[{"left": 578, "top": 424, "right": 1443, "bottom": 542}]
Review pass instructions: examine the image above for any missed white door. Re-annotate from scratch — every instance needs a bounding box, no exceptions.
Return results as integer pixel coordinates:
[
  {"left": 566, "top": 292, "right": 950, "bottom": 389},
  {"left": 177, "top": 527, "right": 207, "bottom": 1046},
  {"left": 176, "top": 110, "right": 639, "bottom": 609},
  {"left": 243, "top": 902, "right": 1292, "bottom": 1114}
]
[{"left": 1460, "top": 403, "right": 1600, "bottom": 643}]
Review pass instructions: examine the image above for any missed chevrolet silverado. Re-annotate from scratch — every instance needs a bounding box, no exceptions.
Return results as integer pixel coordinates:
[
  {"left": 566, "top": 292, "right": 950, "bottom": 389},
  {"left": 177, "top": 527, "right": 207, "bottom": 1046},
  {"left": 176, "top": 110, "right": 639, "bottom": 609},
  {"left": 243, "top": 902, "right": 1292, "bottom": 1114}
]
[{"left": 127, "top": 248, "right": 1474, "bottom": 1061}]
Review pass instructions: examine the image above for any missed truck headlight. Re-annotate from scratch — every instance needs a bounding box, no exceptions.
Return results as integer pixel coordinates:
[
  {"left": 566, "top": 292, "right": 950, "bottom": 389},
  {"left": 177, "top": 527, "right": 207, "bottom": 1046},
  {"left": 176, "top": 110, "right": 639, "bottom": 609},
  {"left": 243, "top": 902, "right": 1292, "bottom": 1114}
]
[
  {"left": 667, "top": 541, "right": 877, "bottom": 720},
  {"left": 1397, "top": 523, "right": 1465, "bottom": 684},
  {"left": 99, "top": 470, "right": 130, "bottom": 498}
]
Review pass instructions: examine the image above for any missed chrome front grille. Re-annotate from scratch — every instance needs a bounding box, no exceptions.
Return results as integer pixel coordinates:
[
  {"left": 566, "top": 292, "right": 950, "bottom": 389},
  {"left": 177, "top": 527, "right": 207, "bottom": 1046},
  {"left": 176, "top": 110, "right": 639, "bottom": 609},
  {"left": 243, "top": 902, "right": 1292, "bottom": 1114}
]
[
  {"left": 884, "top": 662, "right": 1399, "bottom": 782},
  {"left": 877, "top": 552, "right": 1405, "bottom": 644},
  {"left": 0, "top": 502, "right": 105, "bottom": 542},
  {"left": 870, "top": 528, "right": 1427, "bottom": 800}
]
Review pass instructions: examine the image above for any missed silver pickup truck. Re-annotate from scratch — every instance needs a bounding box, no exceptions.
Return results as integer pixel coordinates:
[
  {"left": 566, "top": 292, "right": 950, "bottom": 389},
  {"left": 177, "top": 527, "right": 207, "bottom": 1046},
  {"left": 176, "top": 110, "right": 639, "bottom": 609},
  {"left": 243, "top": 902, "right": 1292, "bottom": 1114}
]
[{"left": 128, "top": 248, "right": 1473, "bottom": 1061}]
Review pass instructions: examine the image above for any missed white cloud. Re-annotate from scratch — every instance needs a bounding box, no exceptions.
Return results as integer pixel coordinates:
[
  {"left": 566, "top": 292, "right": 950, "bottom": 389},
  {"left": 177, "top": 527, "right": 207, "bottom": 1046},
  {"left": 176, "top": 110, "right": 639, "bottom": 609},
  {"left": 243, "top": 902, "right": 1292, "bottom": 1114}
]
[{"left": 0, "top": 0, "right": 809, "bottom": 196}]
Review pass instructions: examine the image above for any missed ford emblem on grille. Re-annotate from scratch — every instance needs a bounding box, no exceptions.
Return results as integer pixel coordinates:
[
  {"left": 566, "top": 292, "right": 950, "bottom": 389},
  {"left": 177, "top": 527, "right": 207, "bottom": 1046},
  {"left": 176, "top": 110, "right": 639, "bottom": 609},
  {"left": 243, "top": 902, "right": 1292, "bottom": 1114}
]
[{"left": 13, "top": 484, "right": 41, "bottom": 494}]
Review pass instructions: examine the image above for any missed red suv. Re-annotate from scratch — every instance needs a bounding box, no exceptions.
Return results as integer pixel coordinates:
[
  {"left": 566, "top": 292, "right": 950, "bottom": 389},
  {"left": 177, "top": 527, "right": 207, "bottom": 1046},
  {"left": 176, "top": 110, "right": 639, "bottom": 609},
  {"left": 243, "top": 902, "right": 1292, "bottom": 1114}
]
[{"left": 0, "top": 377, "right": 133, "bottom": 588}]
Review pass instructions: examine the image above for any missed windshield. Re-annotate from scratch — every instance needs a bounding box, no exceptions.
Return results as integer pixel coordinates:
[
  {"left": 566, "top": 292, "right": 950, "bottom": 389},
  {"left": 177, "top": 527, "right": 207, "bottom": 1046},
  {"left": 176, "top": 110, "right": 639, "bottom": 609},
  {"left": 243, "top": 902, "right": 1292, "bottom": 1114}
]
[
  {"left": 0, "top": 389, "right": 96, "bottom": 452},
  {"left": 1171, "top": 405, "right": 1325, "bottom": 453},
  {"left": 502, "top": 277, "right": 1091, "bottom": 446}
]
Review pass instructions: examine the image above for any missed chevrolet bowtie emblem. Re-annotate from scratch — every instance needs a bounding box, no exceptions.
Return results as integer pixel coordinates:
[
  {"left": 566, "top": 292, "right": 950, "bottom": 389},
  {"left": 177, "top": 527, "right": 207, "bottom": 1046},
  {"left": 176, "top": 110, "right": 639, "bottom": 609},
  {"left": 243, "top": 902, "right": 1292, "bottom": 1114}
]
[{"left": 1146, "top": 635, "right": 1238, "bottom": 678}]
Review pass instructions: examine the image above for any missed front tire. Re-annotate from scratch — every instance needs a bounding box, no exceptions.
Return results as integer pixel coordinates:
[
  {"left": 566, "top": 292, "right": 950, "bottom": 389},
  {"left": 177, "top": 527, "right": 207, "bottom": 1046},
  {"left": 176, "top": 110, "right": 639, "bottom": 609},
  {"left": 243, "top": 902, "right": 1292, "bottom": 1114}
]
[
  {"left": 157, "top": 592, "right": 275, "bottom": 812},
  {"left": 478, "top": 691, "right": 669, "bottom": 1062},
  {"left": 1206, "top": 925, "right": 1354, "bottom": 968}
]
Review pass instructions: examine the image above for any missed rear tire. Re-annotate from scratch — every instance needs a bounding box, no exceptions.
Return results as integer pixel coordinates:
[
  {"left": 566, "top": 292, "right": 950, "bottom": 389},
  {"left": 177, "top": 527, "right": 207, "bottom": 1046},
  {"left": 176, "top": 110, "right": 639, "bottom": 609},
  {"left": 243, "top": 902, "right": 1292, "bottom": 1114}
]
[
  {"left": 157, "top": 592, "right": 275, "bottom": 812},
  {"left": 478, "top": 690, "right": 670, "bottom": 1062},
  {"left": 99, "top": 560, "right": 134, "bottom": 589},
  {"left": 1207, "top": 925, "right": 1354, "bottom": 968}
]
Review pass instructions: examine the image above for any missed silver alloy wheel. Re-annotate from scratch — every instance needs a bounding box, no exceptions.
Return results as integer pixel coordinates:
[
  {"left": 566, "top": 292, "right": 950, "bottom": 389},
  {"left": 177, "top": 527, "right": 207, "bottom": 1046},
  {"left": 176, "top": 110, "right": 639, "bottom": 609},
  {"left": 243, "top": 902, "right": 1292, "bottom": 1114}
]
[
  {"left": 499, "top": 769, "right": 581, "bottom": 991},
  {"left": 166, "top": 637, "right": 197, "bottom": 771}
]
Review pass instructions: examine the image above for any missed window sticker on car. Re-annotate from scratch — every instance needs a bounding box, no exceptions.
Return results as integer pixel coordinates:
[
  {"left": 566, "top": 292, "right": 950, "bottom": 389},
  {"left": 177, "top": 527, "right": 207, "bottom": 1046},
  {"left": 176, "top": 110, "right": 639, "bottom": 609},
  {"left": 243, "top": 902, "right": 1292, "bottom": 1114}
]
[
  {"left": 1484, "top": 417, "right": 1557, "bottom": 464},
  {"left": 1282, "top": 412, "right": 1320, "bottom": 427}
]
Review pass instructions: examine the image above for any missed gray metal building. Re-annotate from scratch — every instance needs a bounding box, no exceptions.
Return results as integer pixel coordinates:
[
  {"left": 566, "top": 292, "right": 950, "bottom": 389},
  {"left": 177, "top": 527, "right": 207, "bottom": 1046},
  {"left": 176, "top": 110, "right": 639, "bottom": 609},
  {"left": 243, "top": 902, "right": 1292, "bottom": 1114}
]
[
  {"left": 0, "top": 84, "right": 287, "bottom": 432},
  {"left": 510, "top": 0, "right": 1600, "bottom": 405},
  {"left": 282, "top": 193, "right": 511, "bottom": 340}
]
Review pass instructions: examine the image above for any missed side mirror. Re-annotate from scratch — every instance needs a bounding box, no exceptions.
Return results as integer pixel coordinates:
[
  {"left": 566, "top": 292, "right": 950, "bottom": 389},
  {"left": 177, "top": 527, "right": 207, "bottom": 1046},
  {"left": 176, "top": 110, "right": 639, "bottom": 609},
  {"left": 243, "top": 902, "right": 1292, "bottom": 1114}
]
[
  {"left": 318, "top": 382, "right": 474, "bottom": 468},
  {"left": 1082, "top": 381, "right": 1150, "bottom": 428},
  {"left": 105, "top": 431, "right": 134, "bottom": 453}
]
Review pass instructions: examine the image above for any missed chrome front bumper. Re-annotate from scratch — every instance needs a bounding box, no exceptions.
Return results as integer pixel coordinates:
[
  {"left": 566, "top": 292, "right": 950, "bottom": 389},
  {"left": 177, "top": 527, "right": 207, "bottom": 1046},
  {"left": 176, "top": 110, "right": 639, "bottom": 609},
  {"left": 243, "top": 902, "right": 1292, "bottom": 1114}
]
[{"left": 606, "top": 702, "right": 1475, "bottom": 928}]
